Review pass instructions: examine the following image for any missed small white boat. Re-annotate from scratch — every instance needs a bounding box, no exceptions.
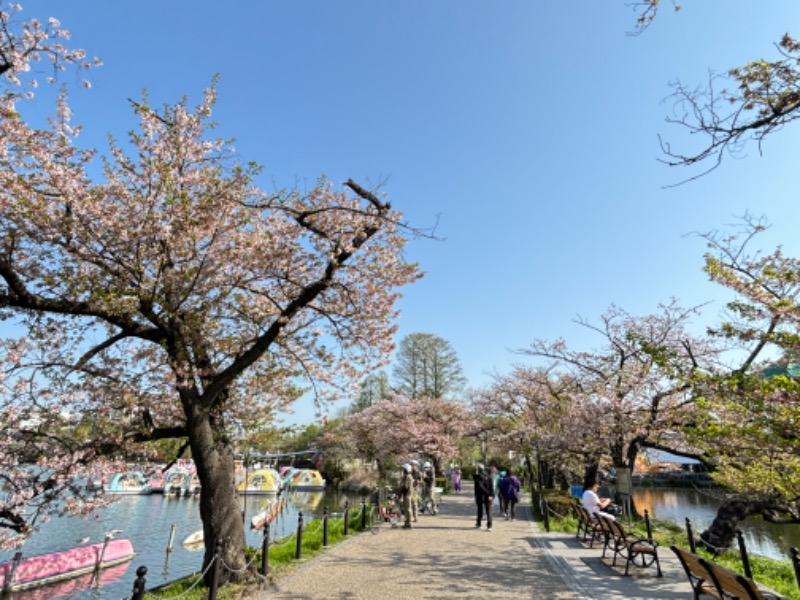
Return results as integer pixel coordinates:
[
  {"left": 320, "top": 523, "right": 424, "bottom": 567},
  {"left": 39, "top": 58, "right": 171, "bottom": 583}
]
[
  {"left": 181, "top": 530, "right": 203, "bottom": 549},
  {"left": 250, "top": 497, "right": 287, "bottom": 530}
]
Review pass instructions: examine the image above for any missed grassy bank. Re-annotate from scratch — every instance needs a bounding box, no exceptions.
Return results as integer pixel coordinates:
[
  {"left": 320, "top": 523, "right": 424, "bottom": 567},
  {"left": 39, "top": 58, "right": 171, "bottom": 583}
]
[{"left": 146, "top": 506, "right": 372, "bottom": 599}]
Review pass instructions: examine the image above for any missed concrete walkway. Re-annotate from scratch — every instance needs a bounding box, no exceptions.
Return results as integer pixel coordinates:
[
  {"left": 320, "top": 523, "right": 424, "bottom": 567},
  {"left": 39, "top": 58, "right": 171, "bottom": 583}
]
[{"left": 252, "top": 484, "right": 692, "bottom": 599}]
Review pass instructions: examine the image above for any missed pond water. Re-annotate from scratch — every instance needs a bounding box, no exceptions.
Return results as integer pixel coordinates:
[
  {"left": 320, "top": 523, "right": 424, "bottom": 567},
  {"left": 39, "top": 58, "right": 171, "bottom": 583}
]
[
  {"left": 3, "top": 486, "right": 799, "bottom": 599},
  {"left": 632, "top": 487, "right": 800, "bottom": 562},
  {"left": 0, "top": 489, "right": 356, "bottom": 600}
]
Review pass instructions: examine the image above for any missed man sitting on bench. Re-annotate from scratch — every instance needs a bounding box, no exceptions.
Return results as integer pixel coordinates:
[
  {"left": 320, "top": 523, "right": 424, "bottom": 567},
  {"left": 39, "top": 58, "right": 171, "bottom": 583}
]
[{"left": 582, "top": 480, "right": 616, "bottom": 521}]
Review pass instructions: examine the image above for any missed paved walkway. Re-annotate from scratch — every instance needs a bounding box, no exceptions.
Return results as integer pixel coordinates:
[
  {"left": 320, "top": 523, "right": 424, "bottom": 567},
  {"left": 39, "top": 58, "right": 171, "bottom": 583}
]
[{"left": 251, "top": 483, "right": 692, "bottom": 599}]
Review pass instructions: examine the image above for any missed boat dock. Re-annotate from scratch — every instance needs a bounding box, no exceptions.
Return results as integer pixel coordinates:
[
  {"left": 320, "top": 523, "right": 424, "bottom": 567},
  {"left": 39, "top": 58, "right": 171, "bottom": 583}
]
[{"left": 253, "top": 482, "right": 693, "bottom": 599}]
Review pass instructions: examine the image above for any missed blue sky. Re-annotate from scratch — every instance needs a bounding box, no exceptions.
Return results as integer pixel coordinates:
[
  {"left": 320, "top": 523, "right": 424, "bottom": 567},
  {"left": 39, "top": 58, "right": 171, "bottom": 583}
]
[{"left": 15, "top": 1, "right": 800, "bottom": 425}]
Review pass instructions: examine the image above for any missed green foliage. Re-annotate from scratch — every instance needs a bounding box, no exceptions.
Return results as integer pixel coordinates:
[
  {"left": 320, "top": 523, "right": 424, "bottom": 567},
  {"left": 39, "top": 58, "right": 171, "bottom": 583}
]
[{"left": 392, "top": 332, "right": 466, "bottom": 399}]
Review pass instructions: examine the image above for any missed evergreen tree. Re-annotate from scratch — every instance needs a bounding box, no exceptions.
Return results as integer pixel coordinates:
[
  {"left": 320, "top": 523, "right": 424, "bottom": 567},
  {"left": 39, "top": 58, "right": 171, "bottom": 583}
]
[{"left": 393, "top": 333, "right": 466, "bottom": 399}]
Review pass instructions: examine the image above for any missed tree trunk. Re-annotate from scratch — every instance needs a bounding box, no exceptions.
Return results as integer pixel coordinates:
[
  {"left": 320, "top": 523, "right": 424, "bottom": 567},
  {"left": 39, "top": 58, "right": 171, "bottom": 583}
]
[
  {"left": 622, "top": 443, "right": 640, "bottom": 518},
  {"left": 522, "top": 454, "right": 534, "bottom": 492},
  {"left": 699, "top": 497, "right": 753, "bottom": 553},
  {"left": 188, "top": 408, "right": 250, "bottom": 585}
]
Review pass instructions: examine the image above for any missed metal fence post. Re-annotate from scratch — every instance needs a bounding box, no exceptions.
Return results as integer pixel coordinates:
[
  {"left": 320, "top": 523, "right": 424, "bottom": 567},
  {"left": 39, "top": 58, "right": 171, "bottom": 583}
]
[
  {"left": 323, "top": 506, "right": 329, "bottom": 547},
  {"left": 361, "top": 496, "right": 367, "bottom": 530},
  {"left": 261, "top": 521, "right": 270, "bottom": 576},
  {"left": 736, "top": 530, "right": 752, "bottom": 579},
  {"left": 685, "top": 518, "right": 696, "bottom": 553},
  {"left": 130, "top": 565, "right": 147, "bottom": 600},
  {"left": 541, "top": 497, "right": 550, "bottom": 532},
  {"left": 295, "top": 511, "right": 304, "bottom": 560},
  {"left": 208, "top": 539, "right": 222, "bottom": 600},
  {"left": 343, "top": 500, "right": 350, "bottom": 536}
]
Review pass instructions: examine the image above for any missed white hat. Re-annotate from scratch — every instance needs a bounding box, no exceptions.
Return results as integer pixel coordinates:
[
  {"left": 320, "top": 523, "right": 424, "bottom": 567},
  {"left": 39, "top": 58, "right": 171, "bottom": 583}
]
[
  {"left": 402, "top": 463, "right": 412, "bottom": 473},
  {"left": 423, "top": 462, "right": 431, "bottom": 468},
  {"left": 410, "top": 459, "right": 419, "bottom": 465}
]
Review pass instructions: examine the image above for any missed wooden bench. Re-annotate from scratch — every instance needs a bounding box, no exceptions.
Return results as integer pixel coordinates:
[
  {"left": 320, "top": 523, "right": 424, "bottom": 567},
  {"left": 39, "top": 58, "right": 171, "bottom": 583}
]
[
  {"left": 598, "top": 515, "right": 662, "bottom": 577},
  {"left": 670, "top": 545, "right": 721, "bottom": 599},
  {"left": 699, "top": 556, "right": 781, "bottom": 600},
  {"left": 572, "top": 503, "right": 604, "bottom": 548},
  {"left": 670, "top": 545, "right": 781, "bottom": 600}
]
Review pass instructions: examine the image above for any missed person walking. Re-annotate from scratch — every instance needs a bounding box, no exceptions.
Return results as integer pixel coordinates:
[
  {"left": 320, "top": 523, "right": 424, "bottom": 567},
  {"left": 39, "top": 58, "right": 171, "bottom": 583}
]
[
  {"left": 499, "top": 468, "right": 521, "bottom": 519},
  {"left": 451, "top": 466, "right": 462, "bottom": 493},
  {"left": 473, "top": 463, "right": 494, "bottom": 531},
  {"left": 409, "top": 459, "right": 421, "bottom": 522},
  {"left": 422, "top": 461, "right": 437, "bottom": 514},
  {"left": 399, "top": 463, "right": 416, "bottom": 529},
  {"left": 494, "top": 469, "right": 505, "bottom": 515}
]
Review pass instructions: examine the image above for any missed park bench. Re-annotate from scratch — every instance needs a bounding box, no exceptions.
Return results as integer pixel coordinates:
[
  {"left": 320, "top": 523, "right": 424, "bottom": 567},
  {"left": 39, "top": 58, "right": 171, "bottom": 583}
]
[
  {"left": 597, "top": 514, "right": 662, "bottom": 577},
  {"left": 572, "top": 502, "right": 604, "bottom": 548},
  {"left": 670, "top": 545, "right": 722, "bottom": 599},
  {"left": 699, "top": 555, "right": 782, "bottom": 600},
  {"left": 670, "top": 545, "right": 782, "bottom": 600}
]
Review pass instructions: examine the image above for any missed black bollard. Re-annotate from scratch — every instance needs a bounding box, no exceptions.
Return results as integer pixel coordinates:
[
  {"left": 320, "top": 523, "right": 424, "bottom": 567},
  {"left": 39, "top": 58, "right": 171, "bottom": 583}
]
[
  {"left": 343, "top": 500, "right": 350, "bottom": 536},
  {"left": 323, "top": 506, "right": 329, "bottom": 547},
  {"left": 295, "top": 511, "right": 304, "bottom": 560},
  {"left": 685, "top": 518, "right": 696, "bottom": 553},
  {"left": 541, "top": 497, "right": 550, "bottom": 532},
  {"left": 736, "top": 530, "right": 753, "bottom": 579},
  {"left": 131, "top": 565, "right": 147, "bottom": 600},
  {"left": 644, "top": 510, "right": 653, "bottom": 541},
  {"left": 791, "top": 547, "right": 800, "bottom": 591},
  {"left": 209, "top": 539, "right": 222, "bottom": 600},
  {"left": 361, "top": 496, "right": 367, "bottom": 530},
  {"left": 261, "top": 521, "right": 270, "bottom": 576}
]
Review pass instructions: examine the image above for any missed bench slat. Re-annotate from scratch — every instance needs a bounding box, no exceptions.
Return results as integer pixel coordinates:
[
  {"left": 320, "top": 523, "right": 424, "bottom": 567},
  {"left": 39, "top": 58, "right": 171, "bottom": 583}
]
[
  {"left": 699, "top": 557, "right": 768, "bottom": 600},
  {"left": 670, "top": 545, "right": 722, "bottom": 600}
]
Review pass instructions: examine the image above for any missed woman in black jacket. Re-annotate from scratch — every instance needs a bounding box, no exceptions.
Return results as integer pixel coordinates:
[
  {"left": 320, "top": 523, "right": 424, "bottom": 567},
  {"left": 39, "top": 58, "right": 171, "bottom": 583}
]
[{"left": 473, "top": 464, "right": 494, "bottom": 531}]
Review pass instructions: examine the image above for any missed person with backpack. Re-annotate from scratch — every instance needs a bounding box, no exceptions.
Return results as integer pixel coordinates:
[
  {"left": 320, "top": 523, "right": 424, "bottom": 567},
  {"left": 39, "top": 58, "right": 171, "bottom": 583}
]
[
  {"left": 399, "top": 463, "right": 416, "bottom": 529},
  {"left": 473, "top": 463, "right": 494, "bottom": 531},
  {"left": 499, "top": 468, "right": 522, "bottom": 520}
]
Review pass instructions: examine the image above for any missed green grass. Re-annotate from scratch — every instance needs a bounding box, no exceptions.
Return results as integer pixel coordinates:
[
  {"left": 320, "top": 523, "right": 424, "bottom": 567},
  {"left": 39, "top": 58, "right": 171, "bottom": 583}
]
[
  {"left": 146, "top": 506, "right": 374, "bottom": 599},
  {"left": 539, "top": 494, "right": 800, "bottom": 600}
]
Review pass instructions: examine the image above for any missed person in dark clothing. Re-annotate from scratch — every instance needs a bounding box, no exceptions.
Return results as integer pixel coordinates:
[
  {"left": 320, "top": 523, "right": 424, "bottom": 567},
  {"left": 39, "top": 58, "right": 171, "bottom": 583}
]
[
  {"left": 499, "top": 468, "right": 522, "bottom": 520},
  {"left": 473, "top": 463, "right": 494, "bottom": 531}
]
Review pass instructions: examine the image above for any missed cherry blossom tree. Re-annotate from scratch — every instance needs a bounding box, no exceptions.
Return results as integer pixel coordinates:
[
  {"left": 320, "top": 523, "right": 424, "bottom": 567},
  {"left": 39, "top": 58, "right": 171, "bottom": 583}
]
[
  {"left": 0, "top": 1, "right": 116, "bottom": 550},
  {"left": 631, "top": 1, "right": 800, "bottom": 182},
  {"left": 471, "top": 366, "right": 605, "bottom": 489},
  {"left": 519, "top": 301, "right": 718, "bottom": 491},
  {"left": 342, "top": 395, "right": 476, "bottom": 478},
  {"left": 684, "top": 220, "right": 800, "bottom": 549},
  {"left": 0, "top": 1, "right": 423, "bottom": 581}
]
